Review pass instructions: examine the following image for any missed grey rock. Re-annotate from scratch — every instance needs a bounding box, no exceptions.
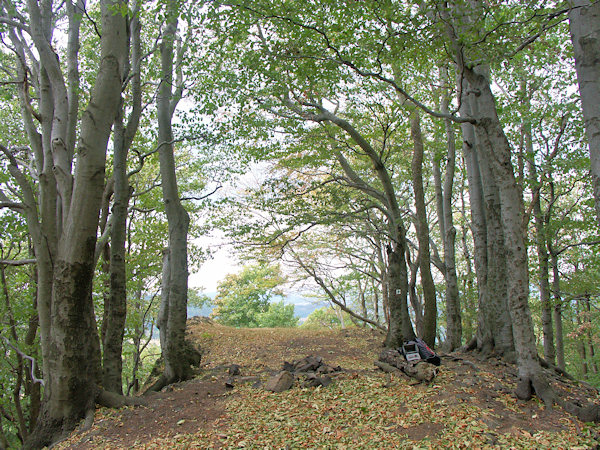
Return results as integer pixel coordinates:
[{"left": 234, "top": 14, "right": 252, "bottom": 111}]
[{"left": 264, "top": 370, "right": 295, "bottom": 392}]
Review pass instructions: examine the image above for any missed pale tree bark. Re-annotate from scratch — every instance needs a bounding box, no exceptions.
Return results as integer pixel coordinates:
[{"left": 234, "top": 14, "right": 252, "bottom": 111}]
[
  {"left": 0, "top": 1, "right": 130, "bottom": 447},
  {"left": 462, "top": 63, "right": 542, "bottom": 398},
  {"left": 548, "top": 217, "right": 566, "bottom": 371},
  {"left": 443, "top": 2, "right": 551, "bottom": 403},
  {"left": 568, "top": 0, "right": 600, "bottom": 228},
  {"left": 148, "top": 0, "right": 196, "bottom": 391},
  {"left": 458, "top": 82, "right": 513, "bottom": 357},
  {"left": 102, "top": 1, "right": 143, "bottom": 395},
  {"left": 575, "top": 298, "right": 589, "bottom": 376},
  {"left": 410, "top": 110, "right": 437, "bottom": 347},
  {"left": 523, "top": 109, "right": 555, "bottom": 364},
  {"left": 277, "top": 98, "right": 416, "bottom": 346},
  {"left": 406, "top": 248, "right": 424, "bottom": 336},
  {"left": 459, "top": 179, "right": 476, "bottom": 341},
  {"left": 584, "top": 294, "right": 599, "bottom": 374},
  {"left": 434, "top": 67, "right": 462, "bottom": 351}
]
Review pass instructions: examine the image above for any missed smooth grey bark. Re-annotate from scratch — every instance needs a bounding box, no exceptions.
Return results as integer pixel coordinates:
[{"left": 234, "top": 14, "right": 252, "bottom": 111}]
[
  {"left": 568, "top": 0, "right": 600, "bottom": 228},
  {"left": 410, "top": 110, "right": 437, "bottom": 347},
  {"left": 434, "top": 69, "right": 462, "bottom": 351},
  {"left": 524, "top": 120, "right": 555, "bottom": 365},
  {"left": 461, "top": 63, "right": 542, "bottom": 395},
  {"left": 584, "top": 294, "right": 599, "bottom": 374},
  {"left": 406, "top": 248, "right": 424, "bottom": 337},
  {"left": 575, "top": 298, "right": 588, "bottom": 376},
  {"left": 21, "top": 1, "right": 128, "bottom": 447},
  {"left": 458, "top": 82, "right": 513, "bottom": 356},
  {"left": 150, "top": 1, "right": 194, "bottom": 390},
  {"left": 102, "top": 4, "right": 143, "bottom": 395},
  {"left": 459, "top": 179, "right": 476, "bottom": 341},
  {"left": 280, "top": 99, "right": 416, "bottom": 345},
  {"left": 582, "top": 293, "right": 598, "bottom": 374},
  {"left": 548, "top": 220, "right": 566, "bottom": 371}
]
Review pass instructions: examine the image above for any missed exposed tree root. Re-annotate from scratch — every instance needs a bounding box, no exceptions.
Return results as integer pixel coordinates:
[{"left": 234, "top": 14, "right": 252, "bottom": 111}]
[
  {"left": 453, "top": 347, "right": 600, "bottom": 424},
  {"left": 24, "top": 387, "right": 147, "bottom": 449},
  {"left": 142, "top": 340, "right": 202, "bottom": 394},
  {"left": 144, "top": 374, "right": 170, "bottom": 394},
  {"left": 538, "top": 356, "right": 576, "bottom": 381},
  {"left": 96, "top": 388, "right": 147, "bottom": 408},
  {"left": 461, "top": 336, "right": 477, "bottom": 352},
  {"left": 81, "top": 408, "right": 96, "bottom": 433},
  {"left": 516, "top": 372, "right": 600, "bottom": 422},
  {"left": 67, "top": 390, "right": 148, "bottom": 437}
]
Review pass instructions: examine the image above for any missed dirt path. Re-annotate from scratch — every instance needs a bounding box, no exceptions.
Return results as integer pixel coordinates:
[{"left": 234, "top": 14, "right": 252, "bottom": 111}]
[{"left": 57, "top": 320, "right": 600, "bottom": 449}]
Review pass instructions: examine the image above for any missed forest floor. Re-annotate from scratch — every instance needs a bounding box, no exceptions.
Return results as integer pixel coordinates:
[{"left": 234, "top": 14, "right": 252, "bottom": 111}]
[{"left": 56, "top": 318, "right": 600, "bottom": 449}]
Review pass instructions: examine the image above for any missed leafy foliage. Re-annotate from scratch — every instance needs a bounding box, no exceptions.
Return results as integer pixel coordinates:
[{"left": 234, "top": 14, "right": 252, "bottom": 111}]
[{"left": 211, "top": 263, "right": 297, "bottom": 327}]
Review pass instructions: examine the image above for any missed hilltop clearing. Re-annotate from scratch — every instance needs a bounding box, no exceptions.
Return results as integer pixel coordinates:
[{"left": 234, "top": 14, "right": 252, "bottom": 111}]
[{"left": 57, "top": 320, "right": 600, "bottom": 449}]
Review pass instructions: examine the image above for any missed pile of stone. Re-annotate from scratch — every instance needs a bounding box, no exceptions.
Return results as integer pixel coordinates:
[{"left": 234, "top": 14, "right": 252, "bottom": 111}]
[
  {"left": 264, "top": 355, "right": 342, "bottom": 392},
  {"left": 376, "top": 348, "right": 439, "bottom": 383}
]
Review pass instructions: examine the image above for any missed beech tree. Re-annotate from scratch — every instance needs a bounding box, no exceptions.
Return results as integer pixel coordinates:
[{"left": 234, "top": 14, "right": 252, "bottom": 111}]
[
  {"left": 0, "top": 0, "right": 143, "bottom": 446},
  {"left": 567, "top": 0, "right": 600, "bottom": 228},
  {"left": 0, "top": 1, "right": 599, "bottom": 443},
  {"left": 148, "top": 0, "right": 201, "bottom": 392}
]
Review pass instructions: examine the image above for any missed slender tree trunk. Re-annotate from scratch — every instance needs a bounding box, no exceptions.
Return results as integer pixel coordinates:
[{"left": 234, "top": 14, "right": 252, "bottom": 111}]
[
  {"left": 373, "top": 283, "right": 380, "bottom": 325},
  {"left": 328, "top": 121, "right": 414, "bottom": 346},
  {"left": 459, "top": 183, "right": 476, "bottom": 342},
  {"left": 102, "top": 6, "right": 142, "bottom": 394},
  {"left": 549, "top": 249, "right": 566, "bottom": 370},
  {"left": 568, "top": 0, "right": 600, "bottom": 228},
  {"left": 525, "top": 118, "right": 555, "bottom": 364},
  {"left": 151, "top": 1, "right": 193, "bottom": 389},
  {"left": 1, "top": 263, "right": 28, "bottom": 442},
  {"left": 575, "top": 298, "right": 589, "bottom": 376},
  {"left": 407, "top": 248, "right": 424, "bottom": 337},
  {"left": 410, "top": 110, "right": 437, "bottom": 347},
  {"left": 436, "top": 68, "right": 462, "bottom": 350},
  {"left": 584, "top": 294, "right": 599, "bottom": 373}
]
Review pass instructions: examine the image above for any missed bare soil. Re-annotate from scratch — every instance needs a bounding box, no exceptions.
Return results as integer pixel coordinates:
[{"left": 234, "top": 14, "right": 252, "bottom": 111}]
[{"left": 56, "top": 319, "right": 600, "bottom": 449}]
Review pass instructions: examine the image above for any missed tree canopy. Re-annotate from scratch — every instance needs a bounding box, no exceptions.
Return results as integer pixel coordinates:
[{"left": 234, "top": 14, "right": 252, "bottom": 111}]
[{"left": 0, "top": 0, "right": 599, "bottom": 447}]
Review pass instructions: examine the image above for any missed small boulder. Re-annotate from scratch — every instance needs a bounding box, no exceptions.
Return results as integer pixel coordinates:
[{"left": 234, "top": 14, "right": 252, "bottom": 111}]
[
  {"left": 264, "top": 370, "right": 295, "bottom": 392},
  {"left": 301, "top": 374, "right": 332, "bottom": 388},
  {"left": 228, "top": 364, "right": 241, "bottom": 376}
]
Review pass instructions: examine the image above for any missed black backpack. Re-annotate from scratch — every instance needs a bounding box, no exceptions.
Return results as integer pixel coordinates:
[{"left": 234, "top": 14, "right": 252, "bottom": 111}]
[{"left": 401, "top": 338, "right": 441, "bottom": 366}]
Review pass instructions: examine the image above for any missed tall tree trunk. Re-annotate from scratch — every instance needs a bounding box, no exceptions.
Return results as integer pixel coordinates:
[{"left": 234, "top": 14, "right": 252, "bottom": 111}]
[
  {"left": 462, "top": 63, "right": 544, "bottom": 399},
  {"left": 525, "top": 117, "right": 555, "bottom": 364},
  {"left": 575, "top": 298, "right": 589, "bottom": 376},
  {"left": 102, "top": 5, "right": 143, "bottom": 395},
  {"left": 459, "top": 183, "right": 476, "bottom": 342},
  {"left": 406, "top": 248, "right": 424, "bottom": 337},
  {"left": 435, "top": 67, "right": 462, "bottom": 350},
  {"left": 549, "top": 247, "right": 566, "bottom": 370},
  {"left": 150, "top": 1, "right": 193, "bottom": 389},
  {"left": 385, "top": 235, "right": 416, "bottom": 347},
  {"left": 328, "top": 118, "right": 414, "bottom": 346},
  {"left": 458, "top": 81, "right": 513, "bottom": 357},
  {"left": 584, "top": 294, "right": 599, "bottom": 373},
  {"left": 410, "top": 110, "right": 437, "bottom": 347},
  {"left": 24, "top": 1, "right": 127, "bottom": 447},
  {"left": 568, "top": 0, "right": 600, "bottom": 228}
]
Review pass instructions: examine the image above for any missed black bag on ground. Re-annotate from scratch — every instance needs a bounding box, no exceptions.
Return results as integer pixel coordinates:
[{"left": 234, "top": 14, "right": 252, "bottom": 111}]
[{"left": 401, "top": 338, "right": 441, "bottom": 366}]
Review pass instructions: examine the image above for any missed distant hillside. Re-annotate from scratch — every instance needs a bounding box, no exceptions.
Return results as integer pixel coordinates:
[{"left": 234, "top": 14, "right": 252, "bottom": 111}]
[{"left": 188, "top": 293, "right": 328, "bottom": 320}]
